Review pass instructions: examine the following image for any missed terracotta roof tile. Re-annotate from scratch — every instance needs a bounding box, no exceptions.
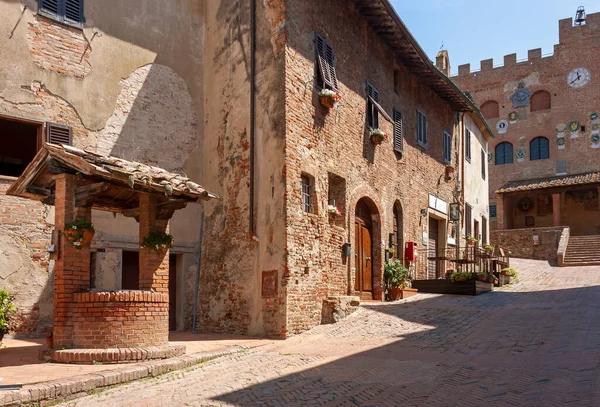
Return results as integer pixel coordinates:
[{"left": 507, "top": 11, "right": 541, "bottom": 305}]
[{"left": 496, "top": 172, "right": 600, "bottom": 194}]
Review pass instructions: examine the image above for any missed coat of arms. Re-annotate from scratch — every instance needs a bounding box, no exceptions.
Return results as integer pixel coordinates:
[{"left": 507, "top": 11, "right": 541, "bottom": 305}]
[{"left": 509, "top": 81, "right": 531, "bottom": 108}]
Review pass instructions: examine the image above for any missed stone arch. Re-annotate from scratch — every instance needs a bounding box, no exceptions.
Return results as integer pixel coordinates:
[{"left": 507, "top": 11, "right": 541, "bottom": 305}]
[
  {"left": 480, "top": 100, "right": 499, "bottom": 119},
  {"left": 530, "top": 90, "right": 551, "bottom": 111}
]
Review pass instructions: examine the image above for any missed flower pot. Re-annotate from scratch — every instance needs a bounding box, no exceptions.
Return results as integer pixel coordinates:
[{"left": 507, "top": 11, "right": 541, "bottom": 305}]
[
  {"left": 454, "top": 276, "right": 468, "bottom": 282},
  {"left": 467, "top": 241, "right": 475, "bottom": 246},
  {"left": 370, "top": 134, "right": 385, "bottom": 145},
  {"left": 46, "top": 337, "right": 53, "bottom": 349},
  {"left": 320, "top": 95, "right": 335, "bottom": 109},
  {"left": 80, "top": 229, "right": 95, "bottom": 246},
  {"left": 63, "top": 228, "right": 78, "bottom": 240}
]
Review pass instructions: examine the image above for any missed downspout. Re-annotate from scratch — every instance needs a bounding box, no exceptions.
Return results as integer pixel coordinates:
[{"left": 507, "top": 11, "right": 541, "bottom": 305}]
[
  {"left": 249, "top": 0, "right": 257, "bottom": 237},
  {"left": 192, "top": 210, "right": 204, "bottom": 332},
  {"left": 458, "top": 112, "right": 466, "bottom": 262}
]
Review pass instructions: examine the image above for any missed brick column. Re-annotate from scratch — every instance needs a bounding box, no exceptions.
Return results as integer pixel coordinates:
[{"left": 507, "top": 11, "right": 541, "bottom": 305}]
[
  {"left": 552, "top": 193, "right": 561, "bottom": 227},
  {"left": 495, "top": 193, "right": 505, "bottom": 231},
  {"left": 53, "top": 174, "right": 92, "bottom": 348},
  {"left": 138, "top": 194, "right": 169, "bottom": 292}
]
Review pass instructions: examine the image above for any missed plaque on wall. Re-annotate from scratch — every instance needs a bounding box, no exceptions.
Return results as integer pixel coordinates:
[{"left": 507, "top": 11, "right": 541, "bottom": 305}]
[{"left": 509, "top": 81, "right": 531, "bottom": 108}]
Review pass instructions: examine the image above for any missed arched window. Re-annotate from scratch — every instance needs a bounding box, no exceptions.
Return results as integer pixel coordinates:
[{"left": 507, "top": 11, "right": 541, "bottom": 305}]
[
  {"left": 480, "top": 100, "right": 499, "bottom": 119},
  {"left": 530, "top": 137, "right": 550, "bottom": 160},
  {"left": 530, "top": 90, "right": 551, "bottom": 111},
  {"left": 495, "top": 142, "right": 513, "bottom": 165}
]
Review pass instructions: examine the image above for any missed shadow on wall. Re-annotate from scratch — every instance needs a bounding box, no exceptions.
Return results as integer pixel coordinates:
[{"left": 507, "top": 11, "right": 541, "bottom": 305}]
[{"left": 209, "top": 284, "right": 600, "bottom": 405}]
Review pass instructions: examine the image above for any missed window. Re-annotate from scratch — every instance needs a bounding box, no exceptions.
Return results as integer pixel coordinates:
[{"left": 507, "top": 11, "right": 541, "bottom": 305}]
[
  {"left": 393, "top": 69, "right": 401, "bottom": 95},
  {"left": 0, "top": 117, "right": 42, "bottom": 177},
  {"left": 482, "top": 217, "right": 488, "bottom": 245},
  {"left": 465, "top": 204, "right": 472, "bottom": 237},
  {"left": 530, "top": 90, "right": 551, "bottom": 111},
  {"left": 443, "top": 131, "right": 452, "bottom": 164},
  {"left": 530, "top": 137, "right": 550, "bottom": 160},
  {"left": 393, "top": 109, "right": 403, "bottom": 155},
  {"left": 367, "top": 83, "right": 380, "bottom": 130},
  {"left": 481, "top": 148, "right": 486, "bottom": 180},
  {"left": 301, "top": 175, "right": 312, "bottom": 213},
  {"left": 489, "top": 205, "right": 497, "bottom": 218},
  {"left": 417, "top": 110, "right": 427, "bottom": 147},
  {"left": 480, "top": 100, "right": 499, "bottom": 119},
  {"left": 465, "top": 128, "right": 472, "bottom": 162},
  {"left": 495, "top": 142, "right": 513, "bottom": 165},
  {"left": 314, "top": 33, "right": 338, "bottom": 91},
  {"left": 39, "top": 0, "right": 84, "bottom": 27}
]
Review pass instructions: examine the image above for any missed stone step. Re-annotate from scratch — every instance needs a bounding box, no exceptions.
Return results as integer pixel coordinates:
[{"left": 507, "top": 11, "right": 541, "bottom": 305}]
[{"left": 562, "top": 261, "right": 600, "bottom": 267}]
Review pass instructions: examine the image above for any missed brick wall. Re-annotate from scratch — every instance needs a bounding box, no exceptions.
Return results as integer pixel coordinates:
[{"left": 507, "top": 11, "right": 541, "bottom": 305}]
[
  {"left": 453, "top": 13, "right": 600, "bottom": 231},
  {"left": 283, "top": 0, "right": 462, "bottom": 334},
  {"left": 491, "top": 226, "right": 566, "bottom": 262},
  {"left": 70, "top": 291, "right": 168, "bottom": 348}
]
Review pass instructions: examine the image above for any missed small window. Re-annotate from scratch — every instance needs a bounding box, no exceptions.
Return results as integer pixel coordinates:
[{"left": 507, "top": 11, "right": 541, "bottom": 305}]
[
  {"left": 530, "top": 137, "right": 550, "bottom": 160},
  {"left": 530, "top": 90, "right": 551, "bottom": 112},
  {"left": 301, "top": 175, "right": 313, "bottom": 213},
  {"left": 314, "top": 33, "right": 338, "bottom": 91},
  {"left": 393, "top": 69, "right": 401, "bottom": 95},
  {"left": 39, "top": 0, "right": 84, "bottom": 27},
  {"left": 465, "top": 128, "right": 472, "bottom": 162},
  {"left": 417, "top": 110, "right": 427, "bottom": 147},
  {"left": 495, "top": 142, "right": 513, "bottom": 165},
  {"left": 481, "top": 148, "right": 486, "bottom": 180},
  {"left": 0, "top": 117, "right": 42, "bottom": 177},
  {"left": 489, "top": 205, "right": 497, "bottom": 218},
  {"left": 443, "top": 131, "right": 452, "bottom": 164},
  {"left": 393, "top": 109, "right": 403, "bottom": 155},
  {"left": 367, "top": 83, "right": 380, "bottom": 130},
  {"left": 480, "top": 100, "right": 499, "bottom": 119}
]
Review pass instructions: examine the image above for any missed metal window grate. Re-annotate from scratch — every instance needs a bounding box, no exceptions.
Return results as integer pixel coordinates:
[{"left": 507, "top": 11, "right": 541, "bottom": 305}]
[
  {"left": 46, "top": 122, "right": 72, "bottom": 145},
  {"left": 301, "top": 175, "right": 312, "bottom": 213}
]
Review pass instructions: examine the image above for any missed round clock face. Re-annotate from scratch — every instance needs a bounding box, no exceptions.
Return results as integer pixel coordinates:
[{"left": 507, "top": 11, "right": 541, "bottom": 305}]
[{"left": 568, "top": 68, "right": 590, "bottom": 88}]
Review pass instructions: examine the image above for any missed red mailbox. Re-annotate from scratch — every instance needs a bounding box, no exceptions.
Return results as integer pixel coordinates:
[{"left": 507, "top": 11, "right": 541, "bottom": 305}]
[{"left": 405, "top": 242, "right": 418, "bottom": 262}]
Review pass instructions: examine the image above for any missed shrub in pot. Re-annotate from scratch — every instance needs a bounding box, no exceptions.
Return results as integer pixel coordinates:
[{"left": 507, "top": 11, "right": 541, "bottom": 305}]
[
  {"left": 466, "top": 235, "right": 478, "bottom": 246},
  {"left": 141, "top": 232, "right": 174, "bottom": 255},
  {"left": 63, "top": 219, "right": 95, "bottom": 249},
  {"left": 450, "top": 271, "right": 472, "bottom": 283},
  {"left": 0, "top": 290, "right": 15, "bottom": 342},
  {"left": 384, "top": 259, "right": 411, "bottom": 300}
]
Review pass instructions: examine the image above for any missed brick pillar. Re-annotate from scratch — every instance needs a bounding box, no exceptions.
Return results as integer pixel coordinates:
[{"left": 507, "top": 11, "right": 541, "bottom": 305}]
[
  {"left": 495, "top": 193, "right": 505, "bottom": 231},
  {"left": 138, "top": 194, "right": 169, "bottom": 292},
  {"left": 552, "top": 193, "right": 561, "bottom": 227},
  {"left": 53, "top": 174, "right": 92, "bottom": 348}
]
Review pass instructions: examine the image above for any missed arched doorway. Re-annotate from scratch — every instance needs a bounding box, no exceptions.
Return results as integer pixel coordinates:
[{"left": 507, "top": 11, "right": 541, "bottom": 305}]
[{"left": 355, "top": 199, "right": 374, "bottom": 299}]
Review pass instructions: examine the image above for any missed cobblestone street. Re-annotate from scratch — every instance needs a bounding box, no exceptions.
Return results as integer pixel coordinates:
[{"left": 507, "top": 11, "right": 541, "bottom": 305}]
[{"left": 59, "top": 259, "right": 600, "bottom": 407}]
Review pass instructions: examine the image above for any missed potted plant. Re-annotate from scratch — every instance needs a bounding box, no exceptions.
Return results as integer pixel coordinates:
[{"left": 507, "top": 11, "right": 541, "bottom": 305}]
[
  {"left": 318, "top": 88, "right": 341, "bottom": 108},
  {"left": 63, "top": 219, "right": 95, "bottom": 249},
  {"left": 450, "top": 271, "right": 472, "bottom": 283},
  {"left": 476, "top": 272, "right": 486, "bottom": 282},
  {"left": 141, "top": 232, "right": 174, "bottom": 255},
  {"left": 327, "top": 204, "right": 342, "bottom": 217},
  {"left": 466, "top": 235, "right": 478, "bottom": 246},
  {"left": 484, "top": 244, "right": 494, "bottom": 256},
  {"left": 0, "top": 290, "right": 15, "bottom": 343},
  {"left": 501, "top": 268, "right": 519, "bottom": 283},
  {"left": 384, "top": 259, "right": 416, "bottom": 300},
  {"left": 369, "top": 128, "right": 387, "bottom": 145}
]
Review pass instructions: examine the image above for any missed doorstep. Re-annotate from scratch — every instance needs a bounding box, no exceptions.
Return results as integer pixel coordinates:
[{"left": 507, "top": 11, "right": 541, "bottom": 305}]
[{"left": 0, "top": 346, "right": 248, "bottom": 407}]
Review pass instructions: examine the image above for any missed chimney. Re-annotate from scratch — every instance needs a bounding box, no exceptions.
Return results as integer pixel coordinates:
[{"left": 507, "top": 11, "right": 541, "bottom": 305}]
[{"left": 436, "top": 50, "right": 451, "bottom": 76}]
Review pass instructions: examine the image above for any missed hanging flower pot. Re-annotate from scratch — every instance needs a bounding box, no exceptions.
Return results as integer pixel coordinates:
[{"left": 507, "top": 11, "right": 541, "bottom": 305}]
[
  {"left": 327, "top": 204, "right": 342, "bottom": 217},
  {"left": 141, "top": 232, "right": 174, "bottom": 255},
  {"left": 63, "top": 220, "right": 95, "bottom": 249},
  {"left": 370, "top": 128, "right": 387, "bottom": 145},
  {"left": 318, "top": 89, "right": 341, "bottom": 109}
]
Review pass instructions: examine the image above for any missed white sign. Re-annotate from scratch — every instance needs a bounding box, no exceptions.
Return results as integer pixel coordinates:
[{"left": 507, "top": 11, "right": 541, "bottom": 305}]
[
  {"left": 496, "top": 120, "right": 508, "bottom": 134},
  {"left": 428, "top": 195, "right": 448, "bottom": 214}
]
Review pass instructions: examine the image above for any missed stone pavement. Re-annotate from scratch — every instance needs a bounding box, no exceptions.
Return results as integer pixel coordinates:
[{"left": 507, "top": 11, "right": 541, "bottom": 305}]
[{"left": 38, "top": 260, "right": 600, "bottom": 405}]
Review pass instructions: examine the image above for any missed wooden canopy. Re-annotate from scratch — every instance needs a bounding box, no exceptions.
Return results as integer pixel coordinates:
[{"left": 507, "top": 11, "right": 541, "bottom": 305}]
[{"left": 7, "top": 143, "right": 218, "bottom": 219}]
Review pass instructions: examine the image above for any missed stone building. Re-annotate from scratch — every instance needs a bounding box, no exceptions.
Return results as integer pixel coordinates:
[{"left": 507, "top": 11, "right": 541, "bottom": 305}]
[
  {"left": 0, "top": 0, "right": 492, "bottom": 340},
  {"left": 452, "top": 11, "right": 600, "bottom": 247}
]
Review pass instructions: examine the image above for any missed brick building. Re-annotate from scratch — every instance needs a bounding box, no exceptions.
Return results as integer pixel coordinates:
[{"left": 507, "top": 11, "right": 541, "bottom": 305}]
[
  {"left": 452, "top": 11, "right": 600, "bottom": 246},
  {"left": 1, "top": 0, "right": 493, "bottom": 340}
]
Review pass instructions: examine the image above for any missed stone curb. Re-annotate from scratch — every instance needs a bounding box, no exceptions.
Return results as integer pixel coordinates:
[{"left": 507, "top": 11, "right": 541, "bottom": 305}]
[{"left": 0, "top": 346, "right": 248, "bottom": 407}]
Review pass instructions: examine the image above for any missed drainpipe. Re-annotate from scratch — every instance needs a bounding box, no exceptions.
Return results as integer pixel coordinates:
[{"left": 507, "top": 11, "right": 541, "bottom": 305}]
[
  {"left": 249, "top": 0, "right": 257, "bottom": 237},
  {"left": 458, "top": 112, "right": 466, "bottom": 264}
]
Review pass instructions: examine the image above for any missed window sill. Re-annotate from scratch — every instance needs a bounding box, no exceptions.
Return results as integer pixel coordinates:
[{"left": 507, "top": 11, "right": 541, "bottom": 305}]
[
  {"left": 417, "top": 142, "right": 428, "bottom": 149},
  {"left": 37, "top": 11, "right": 84, "bottom": 30}
]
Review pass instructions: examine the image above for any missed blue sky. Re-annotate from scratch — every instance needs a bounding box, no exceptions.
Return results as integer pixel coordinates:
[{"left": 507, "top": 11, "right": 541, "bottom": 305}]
[{"left": 390, "top": 1, "right": 598, "bottom": 75}]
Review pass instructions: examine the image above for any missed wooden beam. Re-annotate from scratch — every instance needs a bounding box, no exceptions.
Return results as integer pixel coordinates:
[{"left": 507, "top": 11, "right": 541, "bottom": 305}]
[
  {"left": 74, "top": 182, "right": 111, "bottom": 207},
  {"left": 25, "top": 186, "right": 51, "bottom": 196}
]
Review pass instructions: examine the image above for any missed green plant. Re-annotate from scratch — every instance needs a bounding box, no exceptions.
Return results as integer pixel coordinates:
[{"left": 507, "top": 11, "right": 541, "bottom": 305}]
[
  {"left": 63, "top": 219, "right": 95, "bottom": 249},
  {"left": 466, "top": 235, "right": 478, "bottom": 243},
  {"left": 141, "top": 232, "right": 174, "bottom": 252},
  {"left": 450, "top": 271, "right": 472, "bottom": 283},
  {"left": 92, "top": 360, "right": 103, "bottom": 365},
  {"left": 0, "top": 290, "right": 15, "bottom": 335},
  {"left": 484, "top": 244, "right": 494, "bottom": 251},
  {"left": 384, "top": 259, "right": 410, "bottom": 289}
]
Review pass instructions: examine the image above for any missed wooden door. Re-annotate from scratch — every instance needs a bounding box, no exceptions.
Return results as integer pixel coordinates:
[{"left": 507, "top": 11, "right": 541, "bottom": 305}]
[
  {"left": 168, "top": 254, "right": 177, "bottom": 331},
  {"left": 428, "top": 218, "right": 439, "bottom": 279},
  {"left": 354, "top": 202, "right": 373, "bottom": 300}
]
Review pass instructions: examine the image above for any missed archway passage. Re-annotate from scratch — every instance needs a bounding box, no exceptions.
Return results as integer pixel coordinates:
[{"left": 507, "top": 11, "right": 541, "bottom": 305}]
[{"left": 355, "top": 199, "right": 374, "bottom": 300}]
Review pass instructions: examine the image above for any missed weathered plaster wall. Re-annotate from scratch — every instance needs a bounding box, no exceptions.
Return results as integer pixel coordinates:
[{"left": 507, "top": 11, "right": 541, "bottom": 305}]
[
  {"left": 198, "top": 0, "right": 287, "bottom": 336},
  {"left": 283, "top": 0, "right": 462, "bottom": 334},
  {"left": 463, "top": 113, "right": 491, "bottom": 243},
  {"left": 0, "top": 0, "right": 205, "bottom": 334}
]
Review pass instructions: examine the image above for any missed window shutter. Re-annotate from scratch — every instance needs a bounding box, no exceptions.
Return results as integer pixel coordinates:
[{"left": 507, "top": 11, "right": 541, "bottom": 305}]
[
  {"left": 64, "top": 0, "right": 84, "bottom": 23},
  {"left": 481, "top": 148, "right": 486, "bottom": 179},
  {"left": 367, "top": 83, "right": 379, "bottom": 102},
  {"left": 39, "top": 0, "right": 60, "bottom": 16},
  {"left": 540, "top": 137, "right": 549, "bottom": 159},
  {"left": 393, "top": 109, "right": 403, "bottom": 154},
  {"left": 315, "top": 33, "right": 337, "bottom": 91},
  {"left": 46, "top": 122, "right": 72, "bottom": 145},
  {"left": 466, "top": 129, "right": 471, "bottom": 161}
]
